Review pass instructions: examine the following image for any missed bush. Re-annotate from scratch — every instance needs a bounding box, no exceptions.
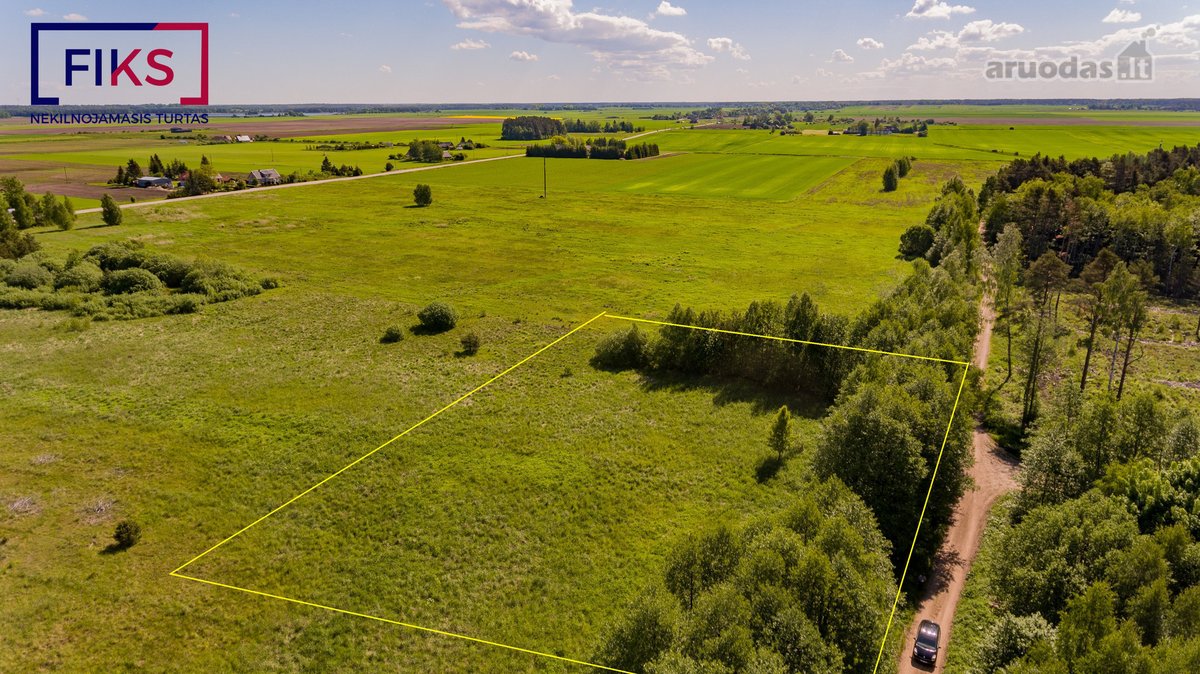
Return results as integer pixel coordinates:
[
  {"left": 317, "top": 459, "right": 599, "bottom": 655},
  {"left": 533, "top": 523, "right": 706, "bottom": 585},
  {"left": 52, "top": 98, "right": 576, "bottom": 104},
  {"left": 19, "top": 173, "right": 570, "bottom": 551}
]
[
  {"left": 180, "top": 259, "right": 261, "bottom": 301},
  {"left": 54, "top": 261, "right": 104, "bottom": 291},
  {"left": 380, "top": 325, "right": 404, "bottom": 343},
  {"left": 417, "top": 301, "right": 457, "bottom": 332},
  {"left": 460, "top": 331, "right": 482, "bottom": 355},
  {"left": 590, "top": 325, "right": 649, "bottom": 371},
  {"left": 414, "top": 183, "right": 433, "bottom": 207},
  {"left": 102, "top": 268, "right": 163, "bottom": 295},
  {"left": 113, "top": 519, "right": 141, "bottom": 549},
  {"left": 4, "top": 259, "right": 54, "bottom": 289},
  {"left": 899, "top": 224, "right": 936, "bottom": 259}
]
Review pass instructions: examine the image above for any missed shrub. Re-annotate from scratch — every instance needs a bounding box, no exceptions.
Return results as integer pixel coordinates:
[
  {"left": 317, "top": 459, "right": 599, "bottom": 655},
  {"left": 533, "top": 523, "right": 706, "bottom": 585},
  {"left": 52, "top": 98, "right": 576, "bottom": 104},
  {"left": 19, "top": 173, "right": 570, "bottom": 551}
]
[
  {"left": 417, "top": 301, "right": 457, "bottom": 332},
  {"left": 460, "top": 331, "right": 482, "bottom": 355},
  {"left": 103, "top": 268, "right": 163, "bottom": 295},
  {"left": 979, "top": 612, "right": 1056, "bottom": 672},
  {"left": 590, "top": 325, "right": 649, "bottom": 371},
  {"left": 260, "top": 277, "right": 281, "bottom": 290},
  {"left": 113, "top": 519, "right": 141, "bottom": 549},
  {"left": 380, "top": 325, "right": 405, "bottom": 343},
  {"left": 414, "top": 183, "right": 433, "bottom": 207},
  {"left": 899, "top": 224, "right": 936, "bottom": 259},
  {"left": 137, "top": 253, "right": 193, "bottom": 287},
  {"left": 54, "top": 261, "right": 104, "bottom": 291},
  {"left": 4, "top": 259, "right": 54, "bottom": 289},
  {"left": 180, "top": 259, "right": 261, "bottom": 301}
]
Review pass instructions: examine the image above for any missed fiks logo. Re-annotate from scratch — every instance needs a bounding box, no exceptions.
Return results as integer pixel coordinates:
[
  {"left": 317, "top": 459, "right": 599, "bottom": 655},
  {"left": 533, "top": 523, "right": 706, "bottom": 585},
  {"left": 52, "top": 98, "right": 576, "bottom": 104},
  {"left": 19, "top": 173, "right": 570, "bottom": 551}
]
[{"left": 31, "top": 22, "right": 208, "bottom": 105}]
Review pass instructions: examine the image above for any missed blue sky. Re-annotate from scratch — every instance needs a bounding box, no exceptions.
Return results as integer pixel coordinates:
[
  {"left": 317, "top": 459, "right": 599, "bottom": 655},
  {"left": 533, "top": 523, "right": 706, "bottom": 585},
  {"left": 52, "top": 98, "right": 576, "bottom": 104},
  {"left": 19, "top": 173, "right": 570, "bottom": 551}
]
[{"left": 2, "top": 1, "right": 1198, "bottom": 103}]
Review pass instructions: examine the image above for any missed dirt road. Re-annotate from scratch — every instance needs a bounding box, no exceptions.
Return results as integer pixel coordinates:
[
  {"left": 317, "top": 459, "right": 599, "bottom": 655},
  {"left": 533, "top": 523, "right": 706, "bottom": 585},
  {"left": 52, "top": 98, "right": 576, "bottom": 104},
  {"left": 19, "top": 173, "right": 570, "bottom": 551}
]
[{"left": 896, "top": 296, "right": 1019, "bottom": 673}]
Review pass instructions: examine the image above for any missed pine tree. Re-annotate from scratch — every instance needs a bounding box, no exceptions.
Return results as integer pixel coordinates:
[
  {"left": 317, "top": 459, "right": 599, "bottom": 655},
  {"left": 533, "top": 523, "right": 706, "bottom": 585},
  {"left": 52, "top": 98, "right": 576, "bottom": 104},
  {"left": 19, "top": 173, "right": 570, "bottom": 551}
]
[
  {"left": 200, "top": 154, "right": 210, "bottom": 166},
  {"left": 112, "top": 165, "right": 125, "bottom": 185}
]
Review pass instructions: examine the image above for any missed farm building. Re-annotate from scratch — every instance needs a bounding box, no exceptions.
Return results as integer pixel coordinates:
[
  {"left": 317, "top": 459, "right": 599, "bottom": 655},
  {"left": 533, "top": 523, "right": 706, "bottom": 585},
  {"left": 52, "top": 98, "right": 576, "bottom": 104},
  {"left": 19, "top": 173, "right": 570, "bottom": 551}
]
[
  {"left": 135, "top": 176, "right": 173, "bottom": 188},
  {"left": 441, "top": 151, "right": 453, "bottom": 160},
  {"left": 248, "top": 169, "right": 282, "bottom": 185},
  {"left": 235, "top": 135, "right": 253, "bottom": 143}
]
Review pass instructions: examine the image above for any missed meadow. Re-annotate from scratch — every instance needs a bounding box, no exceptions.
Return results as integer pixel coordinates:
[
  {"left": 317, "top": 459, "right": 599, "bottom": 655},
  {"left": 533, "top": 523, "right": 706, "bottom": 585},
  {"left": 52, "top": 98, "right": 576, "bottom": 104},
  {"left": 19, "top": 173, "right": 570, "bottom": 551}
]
[{"left": 3, "top": 105, "right": 1198, "bottom": 672}]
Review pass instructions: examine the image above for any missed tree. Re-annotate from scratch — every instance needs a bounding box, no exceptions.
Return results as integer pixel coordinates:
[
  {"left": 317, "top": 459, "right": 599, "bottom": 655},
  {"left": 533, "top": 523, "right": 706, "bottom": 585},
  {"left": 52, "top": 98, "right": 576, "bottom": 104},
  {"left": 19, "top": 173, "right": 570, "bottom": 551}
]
[
  {"left": 111, "top": 165, "right": 125, "bottom": 185},
  {"left": 1057, "top": 582, "right": 1118, "bottom": 664},
  {"left": 61, "top": 196, "right": 76, "bottom": 230},
  {"left": 113, "top": 519, "right": 142, "bottom": 549},
  {"left": 768, "top": 405, "right": 791, "bottom": 463},
  {"left": 413, "top": 183, "right": 432, "bottom": 207},
  {"left": 882, "top": 164, "right": 899, "bottom": 192},
  {"left": 990, "top": 225, "right": 1025, "bottom": 387},
  {"left": 1020, "top": 251, "right": 1070, "bottom": 429},
  {"left": 200, "top": 154, "right": 210, "bottom": 166},
  {"left": 1077, "top": 249, "right": 1121, "bottom": 392},
  {"left": 125, "top": 159, "right": 143, "bottom": 182},
  {"left": 100, "top": 194, "right": 122, "bottom": 227},
  {"left": 594, "top": 586, "right": 678, "bottom": 672},
  {"left": 10, "top": 194, "right": 34, "bottom": 229},
  {"left": 0, "top": 205, "right": 40, "bottom": 259},
  {"left": 899, "top": 224, "right": 935, "bottom": 259},
  {"left": 1099, "top": 263, "right": 1148, "bottom": 398},
  {"left": 181, "top": 165, "right": 216, "bottom": 196},
  {"left": 385, "top": 161, "right": 394, "bottom": 172}
]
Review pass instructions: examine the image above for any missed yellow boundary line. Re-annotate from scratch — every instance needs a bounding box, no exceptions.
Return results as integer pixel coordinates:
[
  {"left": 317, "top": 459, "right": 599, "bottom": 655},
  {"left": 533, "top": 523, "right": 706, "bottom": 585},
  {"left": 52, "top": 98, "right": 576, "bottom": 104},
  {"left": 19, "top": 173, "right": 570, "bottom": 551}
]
[{"left": 170, "top": 310, "right": 970, "bottom": 673}]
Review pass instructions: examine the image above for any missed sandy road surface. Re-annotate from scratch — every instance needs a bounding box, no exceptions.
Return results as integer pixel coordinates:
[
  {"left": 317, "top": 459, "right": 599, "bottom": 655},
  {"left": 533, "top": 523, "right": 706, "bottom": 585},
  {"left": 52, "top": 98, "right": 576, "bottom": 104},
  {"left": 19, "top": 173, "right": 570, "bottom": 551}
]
[{"left": 896, "top": 296, "right": 1019, "bottom": 674}]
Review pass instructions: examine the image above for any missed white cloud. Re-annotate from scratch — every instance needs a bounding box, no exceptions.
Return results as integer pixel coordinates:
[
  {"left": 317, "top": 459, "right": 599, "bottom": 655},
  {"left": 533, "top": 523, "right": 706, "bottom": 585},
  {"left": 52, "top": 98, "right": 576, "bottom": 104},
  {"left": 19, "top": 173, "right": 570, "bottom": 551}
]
[
  {"left": 735, "top": 67, "right": 750, "bottom": 74},
  {"left": 442, "top": 0, "right": 711, "bottom": 79},
  {"left": 910, "top": 19, "right": 1024, "bottom": 49},
  {"left": 1103, "top": 9, "right": 1142, "bottom": 23},
  {"left": 655, "top": 1, "right": 686, "bottom": 17},
  {"left": 791, "top": 74, "right": 807, "bottom": 84},
  {"left": 857, "top": 37, "right": 885, "bottom": 49},
  {"left": 815, "top": 67, "right": 834, "bottom": 77},
  {"left": 879, "top": 52, "right": 959, "bottom": 74},
  {"left": 230, "top": 12, "right": 240, "bottom": 18},
  {"left": 451, "top": 38, "right": 491, "bottom": 50},
  {"left": 509, "top": 50, "right": 539, "bottom": 61},
  {"left": 906, "top": 0, "right": 976, "bottom": 19},
  {"left": 830, "top": 48, "right": 855, "bottom": 63},
  {"left": 23, "top": 8, "right": 44, "bottom": 16},
  {"left": 707, "top": 36, "right": 750, "bottom": 60},
  {"left": 62, "top": 12, "right": 87, "bottom": 21},
  {"left": 378, "top": 64, "right": 392, "bottom": 73}
]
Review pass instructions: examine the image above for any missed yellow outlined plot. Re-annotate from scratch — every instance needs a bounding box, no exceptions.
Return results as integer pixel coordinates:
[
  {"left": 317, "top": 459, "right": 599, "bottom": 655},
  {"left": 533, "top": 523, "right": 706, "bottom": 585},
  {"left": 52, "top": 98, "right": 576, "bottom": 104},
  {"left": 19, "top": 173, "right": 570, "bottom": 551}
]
[{"left": 170, "top": 310, "right": 970, "bottom": 673}]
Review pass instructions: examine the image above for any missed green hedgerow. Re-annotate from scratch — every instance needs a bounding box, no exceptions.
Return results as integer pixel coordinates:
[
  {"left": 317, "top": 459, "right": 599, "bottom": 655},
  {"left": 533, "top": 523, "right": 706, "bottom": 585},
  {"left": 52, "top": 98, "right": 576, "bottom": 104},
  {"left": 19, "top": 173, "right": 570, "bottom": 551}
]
[{"left": 590, "top": 325, "right": 649, "bottom": 371}]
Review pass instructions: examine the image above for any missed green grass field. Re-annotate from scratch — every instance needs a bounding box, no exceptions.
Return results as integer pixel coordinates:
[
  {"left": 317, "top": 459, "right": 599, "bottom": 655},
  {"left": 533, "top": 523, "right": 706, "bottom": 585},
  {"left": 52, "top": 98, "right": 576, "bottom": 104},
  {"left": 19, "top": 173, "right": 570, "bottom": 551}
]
[{"left": 3, "top": 105, "right": 1198, "bottom": 672}]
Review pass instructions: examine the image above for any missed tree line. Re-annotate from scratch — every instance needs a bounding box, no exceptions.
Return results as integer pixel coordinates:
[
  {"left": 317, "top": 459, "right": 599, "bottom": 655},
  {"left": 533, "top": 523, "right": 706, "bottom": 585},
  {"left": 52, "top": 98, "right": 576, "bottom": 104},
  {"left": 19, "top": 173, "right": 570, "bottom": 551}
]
[
  {"left": 525, "top": 136, "right": 660, "bottom": 160},
  {"left": 563, "top": 118, "right": 642, "bottom": 134},
  {"left": 1, "top": 176, "right": 76, "bottom": 241},
  {"left": 500, "top": 116, "right": 566, "bottom": 140}
]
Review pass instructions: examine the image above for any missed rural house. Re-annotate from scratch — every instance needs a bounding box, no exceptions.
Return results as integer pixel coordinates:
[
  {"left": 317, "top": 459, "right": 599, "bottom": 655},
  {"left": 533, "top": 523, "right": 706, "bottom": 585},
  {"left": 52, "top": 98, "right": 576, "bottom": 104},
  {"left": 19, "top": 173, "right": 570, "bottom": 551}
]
[
  {"left": 235, "top": 135, "right": 253, "bottom": 143},
  {"left": 248, "top": 169, "right": 282, "bottom": 185}
]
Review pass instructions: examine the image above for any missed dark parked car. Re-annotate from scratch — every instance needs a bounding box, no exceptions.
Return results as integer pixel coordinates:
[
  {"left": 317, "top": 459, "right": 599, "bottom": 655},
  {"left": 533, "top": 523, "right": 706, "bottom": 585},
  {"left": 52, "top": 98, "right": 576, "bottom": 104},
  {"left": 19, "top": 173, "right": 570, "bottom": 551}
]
[{"left": 912, "top": 620, "right": 941, "bottom": 666}]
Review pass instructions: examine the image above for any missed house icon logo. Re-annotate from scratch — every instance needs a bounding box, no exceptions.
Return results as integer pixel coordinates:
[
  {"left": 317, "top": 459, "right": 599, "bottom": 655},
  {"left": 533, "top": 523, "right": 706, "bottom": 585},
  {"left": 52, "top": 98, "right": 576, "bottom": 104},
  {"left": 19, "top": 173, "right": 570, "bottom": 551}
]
[{"left": 1117, "top": 40, "right": 1153, "bottom": 81}]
